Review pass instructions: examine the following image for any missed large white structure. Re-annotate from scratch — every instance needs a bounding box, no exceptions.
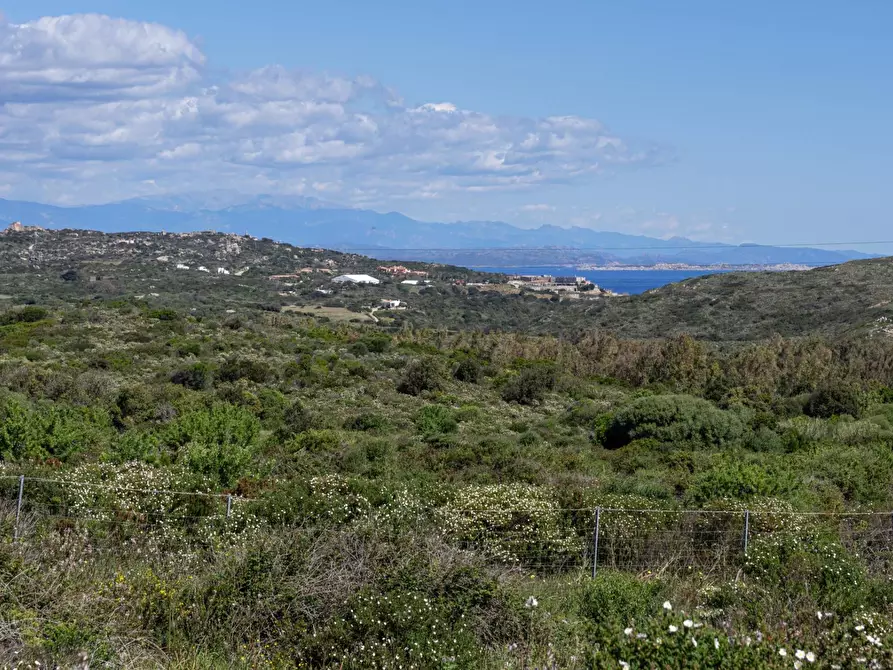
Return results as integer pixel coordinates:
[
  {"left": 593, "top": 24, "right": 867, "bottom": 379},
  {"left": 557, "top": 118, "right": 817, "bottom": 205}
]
[{"left": 332, "top": 274, "right": 380, "bottom": 285}]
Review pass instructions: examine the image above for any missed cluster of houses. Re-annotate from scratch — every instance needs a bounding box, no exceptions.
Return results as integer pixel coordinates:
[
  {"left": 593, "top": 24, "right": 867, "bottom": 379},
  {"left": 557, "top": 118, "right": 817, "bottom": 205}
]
[
  {"left": 330, "top": 273, "right": 431, "bottom": 287},
  {"left": 265, "top": 266, "right": 441, "bottom": 311},
  {"left": 506, "top": 274, "right": 594, "bottom": 292},
  {"left": 170, "top": 262, "right": 247, "bottom": 276},
  {"left": 509, "top": 274, "right": 588, "bottom": 287},
  {"left": 377, "top": 265, "right": 429, "bottom": 278}
]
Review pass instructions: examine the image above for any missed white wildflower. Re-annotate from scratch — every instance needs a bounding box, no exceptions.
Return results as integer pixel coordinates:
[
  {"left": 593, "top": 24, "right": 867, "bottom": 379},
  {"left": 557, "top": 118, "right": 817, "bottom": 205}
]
[
  {"left": 714, "top": 638, "right": 720, "bottom": 650},
  {"left": 794, "top": 662, "right": 802, "bottom": 670},
  {"left": 691, "top": 637, "right": 698, "bottom": 647},
  {"left": 779, "top": 648, "right": 787, "bottom": 657},
  {"left": 683, "top": 619, "right": 694, "bottom": 628},
  {"left": 525, "top": 597, "right": 538, "bottom": 609},
  {"left": 668, "top": 625, "right": 678, "bottom": 633},
  {"left": 663, "top": 601, "right": 672, "bottom": 611},
  {"left": 796, "top": 650, "right": 806, "bottom": 660},
  {"left": 806, "top": 651, "right": 816, "bottom": 663},
  {"left": 619, "top": 662, "right": 630, "bottom": 670},
  {"left": 624, "top": 627, "right": 633, "bottom": 636},
  {"left": 855, "top": 625, "right": 865, "bottom": 631}
]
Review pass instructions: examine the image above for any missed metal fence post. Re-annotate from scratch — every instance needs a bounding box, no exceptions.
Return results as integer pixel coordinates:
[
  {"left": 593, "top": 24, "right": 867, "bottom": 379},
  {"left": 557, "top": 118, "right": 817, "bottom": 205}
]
[
  {"left": 226, "top": 494, "right": 232, "bottom": 518},
  {"left": 591, "top": 507, "right": 602, "bottom": 578},
  {"left": 13, "top": 475, "right": 24, "bottom": 542},
  {"left": 743, "top": 510, "right": 750, "bottom": 556}
]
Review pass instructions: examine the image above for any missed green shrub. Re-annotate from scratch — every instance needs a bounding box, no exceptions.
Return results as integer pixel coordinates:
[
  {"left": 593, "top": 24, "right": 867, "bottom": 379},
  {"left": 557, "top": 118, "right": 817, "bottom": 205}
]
[
  {"left": 147, "top": 308, "right": 179, "bottom": 321},
  {"left": 397, "top": 358, "right": 443, "bottom": 396},
  {"left": 602, "top": 394, "right": 743, "bottom": 449},
  {"left": 342, "top": 360, "right": 370, "bottom": 378},
  {"left": 107, "top": 430, "right": 165, "bottom": 465},
  {"left": 501, "top": 364, "right": 556, "bottom": 405},
  {"left": 165, "top": 403, "right": 260, "bottom": 486},
  {"left": 811, "top": 443, "right": 893, "bottom": 505},
  {"left": 364, "top": 438, "right": 394, "bottom": 463},
  {"left": 277, "top": 399, "right": 311, "bottom": 439},
  {"left": 0, "top": 396, "right": 111, "bottom": 462},
  {"left": 518, "top": 431, "right": 540, "bottom": 447},
  {"left": 360, "top": 333, "right": 391, "bottom": 353},
  {"left": 437, "top": 483, "right": 579, "bottom": 563},
  {"left": 348, "top": 341, "right": 369, "bottom": 356},
  {"left": 415, "top": 404, "right": 458, "bottom": 439},
  {"left": 291, "top": 429, "right": 342, "bottom": 454},
  {"left": 578, "top": 571, "right": 665, "bottom": 627},
  {"left": 742, "top": 425, "right": 784, "bottom": 452},
  {"left": 564, "top": 399, "right": 607, "bottom": 427},
  {"left": 453, "top": 357, "right": 482, "bottom": 384},
  {"left": 0, "top": 306, "right": 49, "bottom": 325},
  {"left": 687, "top": 460, "right": 792, "bottom": 504},
  {"left": 170, "top": 362, "right": 214, "bottom": 391},
  {"left": 345, "top": 412, "right": 390, "bottom": 432},
  {"left": 806, "top": 384, "right": 861, "bottom": 419},
  {"left": 746, "top": 531, "right": 867, "bottom": 611},
  {"left": 179, "top": 340, "right": 202, "bottom": 357},
  {"left": 256, "top": 388, "right": 289, "bottom": 428},
  {"left": 218, "top": 357, "right": 274, "bottom": 384}
]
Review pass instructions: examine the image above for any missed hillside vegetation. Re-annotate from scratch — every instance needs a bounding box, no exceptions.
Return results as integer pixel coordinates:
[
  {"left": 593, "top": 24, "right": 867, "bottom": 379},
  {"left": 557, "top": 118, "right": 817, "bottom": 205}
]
[
  {"left": 3, "top": 228, "right": 893, "bottom": 667},
  {"left": 581, "top": 258, "right": 893, "bottom": 340},
  {"left": 4, "top": 226, "right": 893, "bottom": 340}
]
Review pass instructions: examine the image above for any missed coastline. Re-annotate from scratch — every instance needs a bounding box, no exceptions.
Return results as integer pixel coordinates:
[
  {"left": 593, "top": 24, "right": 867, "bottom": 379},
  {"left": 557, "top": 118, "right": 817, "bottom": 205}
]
[{"left": 575, "top": 263, "right": 816, "bottom": 272}]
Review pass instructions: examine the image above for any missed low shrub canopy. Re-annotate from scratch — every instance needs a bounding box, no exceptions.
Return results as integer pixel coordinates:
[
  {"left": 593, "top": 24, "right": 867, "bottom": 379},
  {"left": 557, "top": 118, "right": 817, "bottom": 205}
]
[{"left": 601, "top": 394, "right": 744, "bottom": 449}]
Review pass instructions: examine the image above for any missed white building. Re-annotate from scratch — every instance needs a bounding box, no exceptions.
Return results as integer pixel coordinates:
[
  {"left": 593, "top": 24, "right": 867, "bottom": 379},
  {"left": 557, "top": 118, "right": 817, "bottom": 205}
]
[
  {"left": 176, "top": 263, "right": 189, "bottom": 270},
  {"left": 217, "top": 267, "right": 230, "bottom": 275},
  {"left": 401, "top": 280, "right": 419, "bottom": 285},
  {"left": 381, "top": 299, "right": 401, "bottom": 309},
  {"left": 332, "top": 274, "right": 380, "bottom": 285}
]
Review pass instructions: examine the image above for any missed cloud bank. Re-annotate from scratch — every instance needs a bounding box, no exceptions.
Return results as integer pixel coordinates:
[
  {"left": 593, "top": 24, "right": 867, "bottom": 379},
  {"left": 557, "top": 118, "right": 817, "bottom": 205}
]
[{"left": 0, "top": 13, "right": 662, "bottom": 206}]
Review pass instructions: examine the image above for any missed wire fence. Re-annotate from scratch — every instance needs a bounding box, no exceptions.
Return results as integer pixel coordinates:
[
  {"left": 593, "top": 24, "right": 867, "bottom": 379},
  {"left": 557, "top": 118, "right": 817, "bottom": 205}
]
[{"left": 5, "top": 474, "right": 893, "bottom": 578}]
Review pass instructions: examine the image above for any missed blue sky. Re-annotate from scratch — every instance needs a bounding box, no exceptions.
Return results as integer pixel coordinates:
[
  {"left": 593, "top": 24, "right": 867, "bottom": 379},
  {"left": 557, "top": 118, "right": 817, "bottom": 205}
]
[{"left": 1, "top": 1, "right": 891, "bottom": 247}]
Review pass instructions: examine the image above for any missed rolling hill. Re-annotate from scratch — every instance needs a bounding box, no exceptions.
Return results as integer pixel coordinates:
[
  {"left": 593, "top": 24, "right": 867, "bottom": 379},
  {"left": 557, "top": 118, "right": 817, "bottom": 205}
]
[
  {"left": 577, "top": 257, "right": 893, "bottom": 340},
  {"left": 2, "top": 223, "right": 892, "bottom": 341}
]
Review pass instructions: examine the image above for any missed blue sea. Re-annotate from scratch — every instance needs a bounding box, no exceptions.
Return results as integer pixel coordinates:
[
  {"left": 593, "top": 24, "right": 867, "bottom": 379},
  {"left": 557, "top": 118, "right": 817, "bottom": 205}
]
[{"left": 471, "top": 267, "right": 728, "bottom": 295}]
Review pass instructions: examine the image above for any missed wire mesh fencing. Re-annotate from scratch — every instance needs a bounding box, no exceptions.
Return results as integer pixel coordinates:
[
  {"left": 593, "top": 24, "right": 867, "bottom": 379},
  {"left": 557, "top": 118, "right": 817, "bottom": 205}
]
[
  {"left": 0, "top": 473, "right": 241, "bottom": 552},
  {"left": 6, "top": 474, "right": 893, "bottom": 579}
]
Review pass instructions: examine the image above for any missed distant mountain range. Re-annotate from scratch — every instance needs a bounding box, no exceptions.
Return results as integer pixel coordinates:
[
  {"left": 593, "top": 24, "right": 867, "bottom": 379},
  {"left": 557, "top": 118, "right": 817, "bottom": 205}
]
[{"left": 0, "top": 195, "right": 874, "bottom": 267}]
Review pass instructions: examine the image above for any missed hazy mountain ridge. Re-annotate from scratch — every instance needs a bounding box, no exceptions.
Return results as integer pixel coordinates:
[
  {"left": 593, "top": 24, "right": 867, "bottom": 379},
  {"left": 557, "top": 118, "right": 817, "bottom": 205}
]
[{"left": 0, "top": 196, "right": 872, "bottom": 267}]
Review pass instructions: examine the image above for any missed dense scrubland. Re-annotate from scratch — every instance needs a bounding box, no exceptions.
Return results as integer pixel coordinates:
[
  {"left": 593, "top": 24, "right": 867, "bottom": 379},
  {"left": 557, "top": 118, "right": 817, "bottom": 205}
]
[{"left": 4, "top": 231, "right": 893, "bottom": 667}]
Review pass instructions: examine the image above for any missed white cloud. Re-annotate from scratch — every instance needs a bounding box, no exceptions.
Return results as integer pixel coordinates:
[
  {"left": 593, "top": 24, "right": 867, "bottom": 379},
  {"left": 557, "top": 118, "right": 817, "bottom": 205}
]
[
  {"left": 0, "top": 13, "right": 204, "bottom": 101},
  {"left": 520, "top": 204, "right": 555, "bottom": 212},
  {"left": 0, "top": 12, "right": 664, "bottom": 206}
]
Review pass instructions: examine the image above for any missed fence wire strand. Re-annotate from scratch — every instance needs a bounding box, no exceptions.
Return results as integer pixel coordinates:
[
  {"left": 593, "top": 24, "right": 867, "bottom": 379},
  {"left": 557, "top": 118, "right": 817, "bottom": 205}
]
[{"left": 7, "top": 475, "right": 893, "bottom": 577}]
